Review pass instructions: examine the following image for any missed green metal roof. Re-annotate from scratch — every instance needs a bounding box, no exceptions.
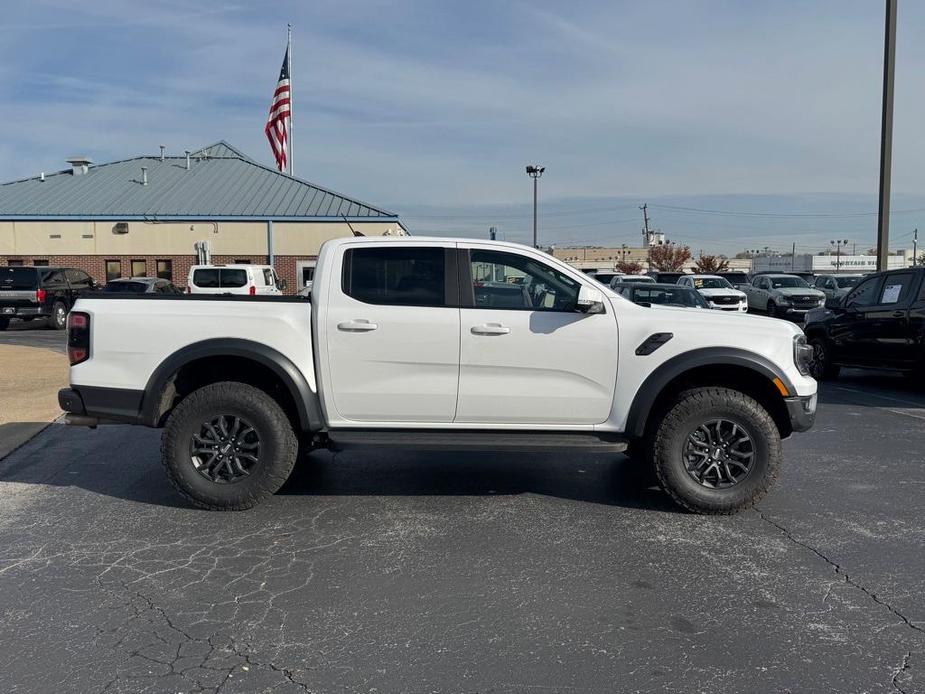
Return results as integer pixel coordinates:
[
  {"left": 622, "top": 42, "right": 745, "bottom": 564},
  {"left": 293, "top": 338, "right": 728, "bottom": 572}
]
[{"left": 0, "top": 141, "right": 399, "bottom": 221}]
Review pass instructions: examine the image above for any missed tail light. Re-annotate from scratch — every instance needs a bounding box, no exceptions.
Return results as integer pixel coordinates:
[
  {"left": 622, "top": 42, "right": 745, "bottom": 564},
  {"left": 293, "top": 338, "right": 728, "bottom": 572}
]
[
  {"left": 67, "top": 311, "right": 90, "bottom": 365},
  {"left": 249, "top": 285, "right": 256, "bottom": 296},
  {"left": 35, "top": 288, "right": 47, "bottom": 303}
]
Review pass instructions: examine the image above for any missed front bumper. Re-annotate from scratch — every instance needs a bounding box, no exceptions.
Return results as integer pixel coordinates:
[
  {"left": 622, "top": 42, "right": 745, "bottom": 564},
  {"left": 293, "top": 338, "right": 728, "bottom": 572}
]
[
  {"left": 784, "top": 393, "right": 817, "bottom": 432},
  {"left": 708, "top": 301, "right": 747, "bottom": 312}
]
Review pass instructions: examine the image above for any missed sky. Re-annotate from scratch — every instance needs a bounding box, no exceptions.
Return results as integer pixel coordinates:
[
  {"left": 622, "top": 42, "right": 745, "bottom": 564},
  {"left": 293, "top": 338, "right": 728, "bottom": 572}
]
[{"left": 2, "top": 0, "right": 925, "bottom": 255}]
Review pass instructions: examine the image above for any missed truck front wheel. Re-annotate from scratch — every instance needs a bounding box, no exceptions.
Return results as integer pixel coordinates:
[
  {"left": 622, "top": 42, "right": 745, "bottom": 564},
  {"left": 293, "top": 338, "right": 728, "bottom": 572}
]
[
  {"left": 161, "top": 382, "right": 298, "bottom": 510},
  {"left": 652, "top": 387, "right": 781, "bottom": 514}
]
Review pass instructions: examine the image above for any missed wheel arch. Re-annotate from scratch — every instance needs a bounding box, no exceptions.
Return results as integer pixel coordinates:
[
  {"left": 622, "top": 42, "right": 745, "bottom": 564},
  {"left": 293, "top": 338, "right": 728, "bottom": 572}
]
[
  {"left": 625, "top": 348, "right": 796, "bottom": 440},
  {"left": 140, "top": 338, "right": 322, "bottom": 431}
]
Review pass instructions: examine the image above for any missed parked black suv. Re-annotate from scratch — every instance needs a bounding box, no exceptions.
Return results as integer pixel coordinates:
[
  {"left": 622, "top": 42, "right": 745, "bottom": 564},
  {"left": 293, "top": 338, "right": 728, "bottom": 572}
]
[
  {"left": 803, "top": 267, "right": 925, "bottom": 379},
  {"left": 0, "top": 266, "right": 98, "bottom": 330}
]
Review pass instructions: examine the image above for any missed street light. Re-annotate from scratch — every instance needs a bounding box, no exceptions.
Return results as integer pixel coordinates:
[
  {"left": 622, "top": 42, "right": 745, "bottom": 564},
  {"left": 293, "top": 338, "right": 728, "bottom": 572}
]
[
  {"left": 830, "top": 239, "right": 849, "bottom": 272},
  {"left": 526, "top": 165, "right": 545, "bottom": 249}
]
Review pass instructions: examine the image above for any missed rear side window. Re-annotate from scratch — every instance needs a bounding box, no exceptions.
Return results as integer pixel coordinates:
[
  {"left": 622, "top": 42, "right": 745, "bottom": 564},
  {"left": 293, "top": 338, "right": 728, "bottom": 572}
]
[
  {"left": 193, "top": 269, "right": 220, "bottom": 288},
  {"left": 221, "top": 269, "right": 248, "bottom": 288},
  {"left": 104, "top": 281, "right": 147, "bottom": 293},
  {"left": 343, "top": 247, "right": 445, "bottom": 307}
]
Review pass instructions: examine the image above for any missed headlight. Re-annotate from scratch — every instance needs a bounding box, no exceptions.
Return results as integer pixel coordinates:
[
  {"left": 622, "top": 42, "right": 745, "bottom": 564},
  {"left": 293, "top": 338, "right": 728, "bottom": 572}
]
[{"left": 793, "top": 334, "right": 814, "bottom": 377}]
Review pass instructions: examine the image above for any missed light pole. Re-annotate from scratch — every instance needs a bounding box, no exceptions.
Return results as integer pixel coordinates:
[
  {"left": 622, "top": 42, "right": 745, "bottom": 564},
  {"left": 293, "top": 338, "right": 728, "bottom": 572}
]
[
  {"left": 830, "top": 239, "right": 849, "bottom": 272},
  {"left": 526, "top": 165, "right": 545, "bottom": 248}
]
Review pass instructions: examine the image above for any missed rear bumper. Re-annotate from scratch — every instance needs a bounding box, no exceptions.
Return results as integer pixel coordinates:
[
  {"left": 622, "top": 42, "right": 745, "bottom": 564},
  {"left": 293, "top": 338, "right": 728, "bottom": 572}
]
[
  {"left": 784, "top": 393, "right": 817, "bottom": 433},
  {"left": 58, "top": 386, "right": 144, "bottom": 425},
  {"left": 0, "top": 306, "right": 46, "bottom": 318}
]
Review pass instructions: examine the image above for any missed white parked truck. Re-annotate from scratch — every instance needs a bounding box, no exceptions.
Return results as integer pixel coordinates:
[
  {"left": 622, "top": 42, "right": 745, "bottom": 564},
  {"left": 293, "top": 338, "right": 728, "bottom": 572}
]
[{"left": 59, "top": 237, "right": 817, "bottom": 514}]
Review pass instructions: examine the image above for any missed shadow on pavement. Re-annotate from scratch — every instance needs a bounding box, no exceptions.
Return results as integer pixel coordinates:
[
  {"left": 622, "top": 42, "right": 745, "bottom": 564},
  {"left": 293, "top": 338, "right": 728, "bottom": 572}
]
[{"left": 0, "top": 423, "right": 679, "bottom": 513}]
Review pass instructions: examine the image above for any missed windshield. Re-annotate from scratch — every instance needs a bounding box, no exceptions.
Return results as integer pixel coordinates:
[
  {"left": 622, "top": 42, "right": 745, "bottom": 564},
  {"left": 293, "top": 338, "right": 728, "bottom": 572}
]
[
  {"left": 835, "top": 276, "right": 862, "bottom": 288},
  {"left": 720, "top": 273, "right": 749, "bottom": 284},
  {"left": 0, "top": 267, "right": 39, "bottom": 290},
  {"left": 770, "top": 276, "right": 809, "bottom": 289},
  {"left": 103, "top": 281, "right": 148, "bottom": 293},
  {"left": 693, "top": 277, "right": 732, "bottom": 290},
  {"left": 632, "top": 286, "right": 706, "bottom": 308}
]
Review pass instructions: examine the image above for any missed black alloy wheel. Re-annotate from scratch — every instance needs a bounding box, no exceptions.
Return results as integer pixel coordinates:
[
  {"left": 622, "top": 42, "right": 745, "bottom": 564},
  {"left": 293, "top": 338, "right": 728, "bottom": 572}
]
[
  {"left": 190, "top": 414, "right": 261, "bottom": 483},
  {"left": 682, "top": 419, "right": 755, "bottom": 489}
]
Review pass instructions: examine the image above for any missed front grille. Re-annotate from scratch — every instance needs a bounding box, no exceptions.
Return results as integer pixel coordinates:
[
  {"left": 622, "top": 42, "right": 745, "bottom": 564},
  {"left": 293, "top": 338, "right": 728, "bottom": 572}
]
[
  {"left": 711, "top": 295, "right": 740, "bottom": 305},
  {"left": 790, "top": 296, "right": 821, "bottom": 309}
]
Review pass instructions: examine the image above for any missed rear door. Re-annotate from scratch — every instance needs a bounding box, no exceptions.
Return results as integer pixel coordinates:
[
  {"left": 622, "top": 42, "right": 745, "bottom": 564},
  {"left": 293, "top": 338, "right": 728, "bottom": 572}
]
[
  {"left": 455, "top": 245, "right": 617, "bottom": 426},
  {"left": 322, "top": 243, "right": 460, "bottom": 423}
]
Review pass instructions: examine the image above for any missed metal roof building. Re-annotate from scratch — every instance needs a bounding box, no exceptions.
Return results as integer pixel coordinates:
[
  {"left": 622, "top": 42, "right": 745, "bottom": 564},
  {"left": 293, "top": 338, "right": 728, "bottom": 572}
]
[
  {"left": 0, "top": 141, "right": 406, "bottom": 291},
  {"left": 0, "top": 141, "right": 398, "bottom": 221}
]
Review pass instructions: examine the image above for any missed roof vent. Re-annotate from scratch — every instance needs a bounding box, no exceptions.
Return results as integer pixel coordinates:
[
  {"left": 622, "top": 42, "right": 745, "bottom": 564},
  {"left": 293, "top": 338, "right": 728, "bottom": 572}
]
[
  {"left": 185, "top": 150, "right": 191, "bottom": 170},
  {"left": 159, "top": 145, "right": 166, "bottom": 161},
  {"left": 66, "top": 156, "right": 93, "bottom": 176},
  {"left": 141, "top": 166, "right": 148, "bottom": 186}
]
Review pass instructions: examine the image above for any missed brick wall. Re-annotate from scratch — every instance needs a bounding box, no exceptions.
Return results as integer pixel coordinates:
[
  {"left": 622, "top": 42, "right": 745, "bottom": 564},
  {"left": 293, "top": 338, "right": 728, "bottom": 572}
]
[{"left": 0, "top": 253, "right": 316, "bottom": 294}]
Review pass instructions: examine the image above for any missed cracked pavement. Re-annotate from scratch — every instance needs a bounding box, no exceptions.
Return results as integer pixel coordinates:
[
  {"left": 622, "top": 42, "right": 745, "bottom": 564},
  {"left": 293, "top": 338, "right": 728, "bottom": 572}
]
[{"left": 0, "top": 371, "right": 923, "bottom": 693}]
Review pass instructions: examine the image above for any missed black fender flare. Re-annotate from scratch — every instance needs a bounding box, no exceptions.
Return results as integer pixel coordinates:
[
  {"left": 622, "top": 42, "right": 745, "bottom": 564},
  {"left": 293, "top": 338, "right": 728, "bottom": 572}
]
[
  {"left": 624, "top": 347, "right": 795, "bottom": 438},
  {"left": 140, "top": 338, "right": 322, "bottom": 431}
]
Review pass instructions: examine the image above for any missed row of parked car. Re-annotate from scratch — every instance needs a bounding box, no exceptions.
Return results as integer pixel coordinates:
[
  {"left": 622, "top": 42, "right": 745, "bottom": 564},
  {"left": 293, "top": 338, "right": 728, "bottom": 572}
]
[
  {"left": 0, "top": 263, "right": 289, "bottom": 330},
  {"left": 587, "top": 266, "right": 925, "bottom": 382}
]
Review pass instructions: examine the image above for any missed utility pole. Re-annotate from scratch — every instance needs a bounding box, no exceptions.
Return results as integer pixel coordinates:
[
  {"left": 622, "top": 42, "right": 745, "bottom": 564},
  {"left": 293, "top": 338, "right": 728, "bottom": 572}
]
[
  {"left": 877, "top": 0, "right": 897, "bottom": 272},
  {"left": 791, "top": 242, "right": 796, "bottom": 272},
  {"left": 525, "top": 165, "right": 545, "bottom": 248},
  {"left": 640, "top": 204, "right": 651, "bottom": 246},
  {"left": 913, "top": 228, "right": 918, "bottom": 266}
]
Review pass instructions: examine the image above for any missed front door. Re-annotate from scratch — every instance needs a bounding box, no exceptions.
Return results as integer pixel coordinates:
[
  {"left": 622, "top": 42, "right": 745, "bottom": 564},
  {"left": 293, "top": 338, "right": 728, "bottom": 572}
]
[
  {"left": 455, "top": 246, "right": 617, "bottom": 426},
  {"left": 831, "top": 274, "right": 883, "bottom": 365},
  {"left": 324, "top": 244, "right": 460, "bottom": 423}
]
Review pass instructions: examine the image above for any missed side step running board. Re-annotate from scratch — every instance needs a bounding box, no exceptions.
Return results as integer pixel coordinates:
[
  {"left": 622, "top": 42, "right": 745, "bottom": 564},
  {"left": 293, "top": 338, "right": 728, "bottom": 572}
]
[{"left": 326, "top": 430, "right": 629, "bottom": 453}]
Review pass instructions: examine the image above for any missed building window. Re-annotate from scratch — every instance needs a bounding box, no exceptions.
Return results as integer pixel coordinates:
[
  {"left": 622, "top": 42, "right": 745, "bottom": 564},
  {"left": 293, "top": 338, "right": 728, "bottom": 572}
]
[
  {"left": 131, "top": 259, "right": 147, "bottom": 277},
  {"left": 33, "top": 259, "right": 49, "bottom": 267},
  {"left": 156, "top": 259, "right": 172, "bottom": 280},
  {"left": 7, "top": 259, "right": 23, "bottom": 266},
  {"left": 234, "top": 258, "right": 251, "bottom": 265},
  {"left": 106, "top": 260, "right": 122, "bottom": 282}
]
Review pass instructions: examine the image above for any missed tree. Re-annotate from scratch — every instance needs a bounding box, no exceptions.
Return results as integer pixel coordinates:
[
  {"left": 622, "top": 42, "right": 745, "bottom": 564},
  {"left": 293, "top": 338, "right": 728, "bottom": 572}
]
[
  {"left": 694, "top": 254, "right": 730, "bottom": 273},
  {"left": 648, "top": 243, "right": 692, "bottom": 271},
  {"left": 615, "top": 259, "right": 643, "bottom": 274}
]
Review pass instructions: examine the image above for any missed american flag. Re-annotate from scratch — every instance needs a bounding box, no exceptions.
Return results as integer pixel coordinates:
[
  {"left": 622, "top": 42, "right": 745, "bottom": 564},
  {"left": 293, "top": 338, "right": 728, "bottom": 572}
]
[{"left": 265, "top": 46, "right": 291, "bottom": 172}]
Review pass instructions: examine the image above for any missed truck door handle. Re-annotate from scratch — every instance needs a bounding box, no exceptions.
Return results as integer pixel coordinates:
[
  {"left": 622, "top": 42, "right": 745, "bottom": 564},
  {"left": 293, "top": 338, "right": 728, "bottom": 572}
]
[
  {"left": 337, "top": 319, "right": 378, "bottom": 332},
  {"left": 892, "top": 311, "right": 905, "bottom": 318},
  {"left": 471, "top": 323, "right": 510, "bottom": 335}
]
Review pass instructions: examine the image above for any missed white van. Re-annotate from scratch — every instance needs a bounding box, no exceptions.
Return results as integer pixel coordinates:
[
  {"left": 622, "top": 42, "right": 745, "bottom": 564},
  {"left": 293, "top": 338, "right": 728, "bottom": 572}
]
[{"left": 187, "top": 264, "right": 285, "bottom": 296}]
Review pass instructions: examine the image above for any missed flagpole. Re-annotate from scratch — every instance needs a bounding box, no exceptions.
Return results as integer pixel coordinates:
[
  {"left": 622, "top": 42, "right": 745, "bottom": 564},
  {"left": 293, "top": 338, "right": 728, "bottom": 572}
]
[{"left": 287, "top": 23, "right": 293, "bottom": 176}]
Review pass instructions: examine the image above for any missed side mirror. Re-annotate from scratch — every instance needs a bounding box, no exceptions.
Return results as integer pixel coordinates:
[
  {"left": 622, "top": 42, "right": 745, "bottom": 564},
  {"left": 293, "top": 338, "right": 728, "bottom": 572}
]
[{"left": 576, "top": 285, "right": 605, "bottom": 314}]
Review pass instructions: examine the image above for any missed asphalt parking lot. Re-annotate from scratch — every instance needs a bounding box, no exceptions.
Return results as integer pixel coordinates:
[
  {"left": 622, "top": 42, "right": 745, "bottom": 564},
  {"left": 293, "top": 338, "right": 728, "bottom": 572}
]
[
  {"left": 0, "top": 319, "right": 67, "bottom": 353},
  {"left": 0, "top": 359, "right": 923, "bottom": 692}
]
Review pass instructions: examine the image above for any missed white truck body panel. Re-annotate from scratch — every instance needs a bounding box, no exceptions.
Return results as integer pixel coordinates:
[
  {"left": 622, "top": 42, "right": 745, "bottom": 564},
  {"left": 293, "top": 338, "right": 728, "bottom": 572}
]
[{"left": 71, "top": 236, "right": 815, "bottom": 434}]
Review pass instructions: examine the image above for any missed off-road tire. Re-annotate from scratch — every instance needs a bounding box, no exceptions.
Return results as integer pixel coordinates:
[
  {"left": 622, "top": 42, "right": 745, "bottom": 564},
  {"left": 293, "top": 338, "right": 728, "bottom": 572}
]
[
  {"left": 808, "top": 336, "right": 840, "bottom": 380},
  {"left": 652, "top": 387, "right": 781, "bottom": 515},
  {"left": 766, "top": 300, "right": 778, "bottom": 318},
  {"left": 161, "top": 382, "right": 298, "bottom": 510}
]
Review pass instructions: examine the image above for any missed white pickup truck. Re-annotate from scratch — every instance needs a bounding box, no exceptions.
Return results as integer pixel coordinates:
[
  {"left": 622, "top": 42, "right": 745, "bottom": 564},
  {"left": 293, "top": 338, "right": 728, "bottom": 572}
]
[{"left": 59, "top": 237, "right": 817, "bottom": 514}]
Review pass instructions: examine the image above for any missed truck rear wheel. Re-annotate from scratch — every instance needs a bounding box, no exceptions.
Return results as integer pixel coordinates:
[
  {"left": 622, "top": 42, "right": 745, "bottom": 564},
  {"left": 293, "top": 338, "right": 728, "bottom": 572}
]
[
  {"left": 161, "top": 382, "right": 298, "bottom": 510},
  {"left": 652, "top": 387, "right": 781, "bottom": 515}
]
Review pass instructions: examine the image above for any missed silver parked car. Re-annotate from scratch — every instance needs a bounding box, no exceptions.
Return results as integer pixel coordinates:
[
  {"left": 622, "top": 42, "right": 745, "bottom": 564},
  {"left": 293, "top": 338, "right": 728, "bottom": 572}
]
[
  {"left": 812, "top": 274, "right": 864, "bottom": 300},
  {"left": 741, "top": 273, "right": 825, "bottom": 319}
]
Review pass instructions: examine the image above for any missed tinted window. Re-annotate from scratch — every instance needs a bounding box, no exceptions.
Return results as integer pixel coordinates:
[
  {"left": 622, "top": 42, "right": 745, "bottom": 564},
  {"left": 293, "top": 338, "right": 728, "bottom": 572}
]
[
  {"left": 104, "top": 281, "right": 148, "bottom": 293},
  {"left": 845, "top": 276, "right": 881, "bottom": 308},
  {"left": 836, "top": 276, "right": 861, "bottom": 288},
  {"left": 220, "top": 269, "right": 248, "bottom": 288},
  {"left": 193, "top": 269, "right": 220, "bottom": 288},
  {"left": 470, "top": 249, "right": 579, "bottom": 311},
  {"left": 878, "top": 273, "right": 914, "bottom": 305},
  {"left": 344, "top": 247, "right": 445, "bottom": 307},
  {"left": 0, "top": 267, "right": 39, "bottom": 290},
  {"left": 631, "top": 286, "right": 707, "bottom": 308}
]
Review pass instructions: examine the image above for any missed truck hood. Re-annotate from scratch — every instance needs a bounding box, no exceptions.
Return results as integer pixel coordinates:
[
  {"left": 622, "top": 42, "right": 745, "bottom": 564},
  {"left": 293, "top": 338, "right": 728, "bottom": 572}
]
[
  {"left": 773, "top": 287, "right": 825, "bottom": 299},
  {"left": 698, "top": 287, "right": 746, "bottom": 299},
  {"left": 645, "top": 303, "right": 803, "bottom": 335}
]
